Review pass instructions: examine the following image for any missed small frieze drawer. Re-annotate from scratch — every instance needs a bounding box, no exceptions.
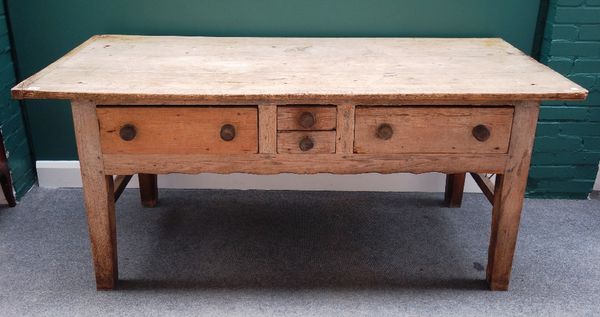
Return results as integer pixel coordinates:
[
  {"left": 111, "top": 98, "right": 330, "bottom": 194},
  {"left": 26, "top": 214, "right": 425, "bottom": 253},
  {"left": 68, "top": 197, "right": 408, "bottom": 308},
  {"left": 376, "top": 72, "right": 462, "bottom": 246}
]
[
  {"left": 277, "top": 131, "right": 336, "bottom": 154},
  {"left": 277, "top": 105, "right": 336, "bottom": 131}
]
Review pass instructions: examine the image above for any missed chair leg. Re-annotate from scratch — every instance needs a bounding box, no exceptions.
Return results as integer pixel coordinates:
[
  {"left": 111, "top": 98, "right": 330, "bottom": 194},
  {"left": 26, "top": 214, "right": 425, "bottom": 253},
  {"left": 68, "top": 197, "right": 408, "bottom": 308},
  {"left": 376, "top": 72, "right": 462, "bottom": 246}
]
[
  {"left": 138, "top": 173, "right": 158, "bottom": 207},
  {"left": 0, "top": 133, "right": 16, "bottom": 207},
  {"left": 444, "top": 173, "right": 466, "bottom": 208},
  {"left": 0, "top": 173, "right": 16, "bottom": 207}
]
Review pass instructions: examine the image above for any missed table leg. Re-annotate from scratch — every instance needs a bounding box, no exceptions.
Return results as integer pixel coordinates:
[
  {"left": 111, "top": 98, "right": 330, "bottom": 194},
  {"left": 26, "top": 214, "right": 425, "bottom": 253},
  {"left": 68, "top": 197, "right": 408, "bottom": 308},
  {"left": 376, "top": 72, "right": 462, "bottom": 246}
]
[
  {"left": 444, "top": 173, "right": 466, "bottom": 208},
  {"left": 486, "top": 102, "right": 539, "bottom": 291},
  {"left": 138, "top": 173, "right": 158, "bottom": 207},
  {"left": 72, "top": 101, "right": 118, "bottom": 290}
]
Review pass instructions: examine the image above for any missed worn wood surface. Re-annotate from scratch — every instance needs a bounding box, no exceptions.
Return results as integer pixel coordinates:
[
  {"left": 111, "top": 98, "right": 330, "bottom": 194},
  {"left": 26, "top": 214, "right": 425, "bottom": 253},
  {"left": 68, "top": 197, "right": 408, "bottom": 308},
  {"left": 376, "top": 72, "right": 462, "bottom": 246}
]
[
  {"left": 12, "top": 35, "right": 587, "bottom": 102},
  {"left": 486, "top": 102, "right": 540, "bottom": 291},
  {"left": 277, "top": 131, "right": 336, "bottom": 154},
  {"left": 277, "top": 105, "right": 336, "bottom": 131},
  {"left": 71, "top": 100, "right": 118, "bottom": 290},
  {"left": 444, "top": 173, "right": 466, "bottom": 208},
  {"left": 335, "top": 104, "right": 355, "bottom": 154},
  {"left": 102, "top": 153, "right": 507, "bottom": 175},
  {"left": 354, "top": 107, "right": 514, "bottom": 154},
  {"left": 12, "top": 35, "right": 582, "bottom": 292},
  {"left": 258, "top": 105, "right": 277, "bottom": 154},
  {"left": 97, "top": 107, "right": 258, "bottom": 155}
]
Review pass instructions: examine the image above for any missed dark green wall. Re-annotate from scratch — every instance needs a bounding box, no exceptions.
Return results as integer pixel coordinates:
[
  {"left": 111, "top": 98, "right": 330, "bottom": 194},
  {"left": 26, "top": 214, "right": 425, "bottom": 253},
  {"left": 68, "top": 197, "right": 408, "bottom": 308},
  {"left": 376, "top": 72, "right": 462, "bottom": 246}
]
[
  {"left": 0, "top": 0, "right": 35, "bottom": 199},
  {"left": 6, "top": 0, "right": 541, "bottom": 160},
  {"left": 527, "top": 0, "right": 600, "bottom": 199}
]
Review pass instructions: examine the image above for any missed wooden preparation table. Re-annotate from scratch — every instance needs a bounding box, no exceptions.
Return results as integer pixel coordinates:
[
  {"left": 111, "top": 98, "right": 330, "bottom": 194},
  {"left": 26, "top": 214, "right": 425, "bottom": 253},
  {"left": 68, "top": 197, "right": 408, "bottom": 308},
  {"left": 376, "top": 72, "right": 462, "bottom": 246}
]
[{"left": 12, "top": 35, "right": 587, "bottom": 291}]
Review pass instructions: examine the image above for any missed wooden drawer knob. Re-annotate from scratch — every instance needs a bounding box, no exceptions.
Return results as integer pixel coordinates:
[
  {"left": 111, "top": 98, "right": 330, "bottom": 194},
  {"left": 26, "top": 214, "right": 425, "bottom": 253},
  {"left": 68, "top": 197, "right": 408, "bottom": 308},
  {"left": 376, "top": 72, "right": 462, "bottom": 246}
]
[
  {"left": 119, "top": 124, "right": 137, "bottom": 141},
  {"left": 299, "top": 112, "right": 316, "bottom": 129},
  {"left": 299, "top": 136, "right": 314, "bottom": 151},
  {"left": 220, "top": 124, "right": 236, "bottom": 141},
  {"left": 376, "top": 123, "right": 393, "bottom": 140},
  {"left": 472, "top": 124, "right": 491, "bottom": 142}
]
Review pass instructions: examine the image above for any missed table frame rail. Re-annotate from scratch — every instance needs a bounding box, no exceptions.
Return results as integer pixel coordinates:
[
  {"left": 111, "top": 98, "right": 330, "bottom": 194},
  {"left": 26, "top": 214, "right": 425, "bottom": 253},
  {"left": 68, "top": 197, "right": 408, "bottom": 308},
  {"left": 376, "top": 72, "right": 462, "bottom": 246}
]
[{"left": 71, "top": 100, "right": 539, "bottom": 291}]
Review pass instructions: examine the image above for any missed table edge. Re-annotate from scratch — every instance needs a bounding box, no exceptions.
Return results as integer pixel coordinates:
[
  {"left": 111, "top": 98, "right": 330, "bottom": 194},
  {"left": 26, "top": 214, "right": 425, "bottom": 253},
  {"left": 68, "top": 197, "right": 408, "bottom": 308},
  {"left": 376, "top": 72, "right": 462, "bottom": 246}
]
[{"left": 11, "top": 34, "right": 589, "bottom": 103}]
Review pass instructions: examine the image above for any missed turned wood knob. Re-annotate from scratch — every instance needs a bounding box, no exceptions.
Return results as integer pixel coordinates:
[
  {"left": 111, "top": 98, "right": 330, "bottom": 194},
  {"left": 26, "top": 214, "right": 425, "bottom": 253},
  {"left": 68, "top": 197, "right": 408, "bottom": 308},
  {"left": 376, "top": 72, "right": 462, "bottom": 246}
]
[
  {"left": 299, "top": 112, "right": 316, "bottom": 129},
  {"left": 220, "top": 124, "right": 236, "bottom": 141},
  {"left": 472, "top": 124, "right": 491, "bottom": 142},
  {"left": 376, "top": 123, "right": 393, "bottom": 140},
  {"left": 299, "top": 136, "right": 314, "bottom": 151},
  {"left": 119, "top": 124, "right": 137, "bottom": 141}
]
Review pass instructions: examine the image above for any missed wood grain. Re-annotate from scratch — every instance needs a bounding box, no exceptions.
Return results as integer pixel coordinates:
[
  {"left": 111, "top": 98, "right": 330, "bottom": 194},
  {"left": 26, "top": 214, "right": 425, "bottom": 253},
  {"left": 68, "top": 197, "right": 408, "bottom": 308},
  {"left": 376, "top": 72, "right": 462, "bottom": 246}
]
[
  {"left": 13, "top": 34, "right": 573, "bottom": 292},
  {"left": 336, "top": 104, "right": 355, "bottom": 154},
  {"left": 12, "top": 35, "right": 587, "bottom": 102},
  {"left": 102, "top": 153, "right": 507, "bottom": 175},
  {"left": 71, "top": 100, "right": 118, "bottom": 290},
  {"left": 486, "top": 102, "right": 540, "bottom": 291},
  {"left": 258, "top": 105, "right": 277, "bottom": 154},
  {"left": 277, "top": 131, "right": 336, "bottom": 154},
  {"left": 277, "top": 105, "right": 336, "bottom": 130},
  {"left": 354, "top": 107, "right": 514, "bottom": 154},
  {"left": 97, "top": 106, "right": 258, "bottom": 155}
]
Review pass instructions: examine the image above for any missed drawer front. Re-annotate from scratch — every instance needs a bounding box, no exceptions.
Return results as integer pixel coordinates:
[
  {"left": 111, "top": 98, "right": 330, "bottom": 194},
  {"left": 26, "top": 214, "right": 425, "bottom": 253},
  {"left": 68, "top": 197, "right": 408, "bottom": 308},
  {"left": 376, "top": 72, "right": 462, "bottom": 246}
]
[
  {"left": 98, "top": 107, "right": 258, "bottom": 155},
  {"left": 354, "top": 107, "right": 513, "bottom": 154},
  {"left": 277, "top": 105, "right": 336, "bottom": 130},
  {"left": 277, "top": 131, "right": 336, "bottom": 154}
]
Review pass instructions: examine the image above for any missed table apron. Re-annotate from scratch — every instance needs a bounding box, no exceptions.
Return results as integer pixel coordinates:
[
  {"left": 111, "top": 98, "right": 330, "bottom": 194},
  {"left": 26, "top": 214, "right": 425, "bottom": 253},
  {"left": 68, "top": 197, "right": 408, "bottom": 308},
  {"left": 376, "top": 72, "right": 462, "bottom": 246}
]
[{"left": 101, "top": 153, "right": 508, "bottom": 175}]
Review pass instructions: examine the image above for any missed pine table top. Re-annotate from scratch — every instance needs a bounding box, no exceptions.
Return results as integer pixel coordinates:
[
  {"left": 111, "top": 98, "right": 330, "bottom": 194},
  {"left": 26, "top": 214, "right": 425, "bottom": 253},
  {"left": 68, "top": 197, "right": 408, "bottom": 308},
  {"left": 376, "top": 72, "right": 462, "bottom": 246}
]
[{"left": 12, "top": 35, "right": 587, "bottom": 103}]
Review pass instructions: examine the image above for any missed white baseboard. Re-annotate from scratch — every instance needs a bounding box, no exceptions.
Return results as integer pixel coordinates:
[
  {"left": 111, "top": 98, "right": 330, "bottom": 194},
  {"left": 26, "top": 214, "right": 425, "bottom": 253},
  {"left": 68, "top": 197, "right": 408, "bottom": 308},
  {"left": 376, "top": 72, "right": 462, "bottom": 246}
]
[{"left": 36, "top": 160, "right": 486, "bottom": 193}]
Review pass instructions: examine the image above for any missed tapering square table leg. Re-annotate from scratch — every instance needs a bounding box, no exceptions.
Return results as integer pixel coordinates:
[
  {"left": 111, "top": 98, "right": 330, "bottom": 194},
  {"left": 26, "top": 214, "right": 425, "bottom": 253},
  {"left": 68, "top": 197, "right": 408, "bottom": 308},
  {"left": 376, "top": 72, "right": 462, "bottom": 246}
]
[
  {"left": 445, "top": 173, "right": 466, "bottom": 208},
  {"left": 486, "top": 102, "right": 539, "bottom": 291},
  {"left": 72, "top": 100, "right": 118, "bottom": 290},
  {"left": 138, "top": 173, "right": 158, "bottom": 207}
]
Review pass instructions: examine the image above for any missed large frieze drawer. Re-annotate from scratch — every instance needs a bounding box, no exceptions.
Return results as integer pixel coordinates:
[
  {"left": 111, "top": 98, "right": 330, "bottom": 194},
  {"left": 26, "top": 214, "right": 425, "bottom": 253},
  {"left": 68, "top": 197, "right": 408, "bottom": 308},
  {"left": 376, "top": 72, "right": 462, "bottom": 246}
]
[
  {"left": 354, "top": 106, "right": 514, "bottom": 154},
  {"left": 97, "top": 106, "right": 258, "bottom": 155}
]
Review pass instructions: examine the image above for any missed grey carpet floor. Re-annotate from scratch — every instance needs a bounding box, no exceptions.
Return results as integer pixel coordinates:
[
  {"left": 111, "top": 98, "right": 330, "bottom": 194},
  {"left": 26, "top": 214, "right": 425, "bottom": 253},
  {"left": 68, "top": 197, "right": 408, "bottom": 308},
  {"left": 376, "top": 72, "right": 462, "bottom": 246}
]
[{"left": 1, "top": 187, "right": 599, "bottom": 316}]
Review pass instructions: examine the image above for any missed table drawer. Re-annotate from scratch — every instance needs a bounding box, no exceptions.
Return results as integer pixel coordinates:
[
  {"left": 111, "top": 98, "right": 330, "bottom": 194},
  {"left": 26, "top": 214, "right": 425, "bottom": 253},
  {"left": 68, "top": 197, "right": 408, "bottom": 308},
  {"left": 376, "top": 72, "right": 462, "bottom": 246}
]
[
  {"left": 97, "top": 107, "right": 258, "bottom": 154},
  {"left": 354, "top": 107, "right": 513, "bottom": 154},
  {"left": 277, "top": 105, "right": 336, "bottom": 130},
  {"left": 277, "top": 131, "right": 336, "bottom": 154}
]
